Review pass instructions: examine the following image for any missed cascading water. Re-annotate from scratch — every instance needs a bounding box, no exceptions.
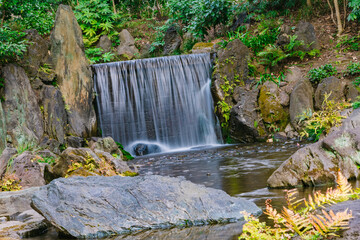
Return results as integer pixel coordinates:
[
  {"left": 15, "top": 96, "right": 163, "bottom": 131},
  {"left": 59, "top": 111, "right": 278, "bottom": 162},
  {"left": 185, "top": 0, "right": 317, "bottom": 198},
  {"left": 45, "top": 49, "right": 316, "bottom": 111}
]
[{"left": 93, "top": 53, "right": 222, "bottom": 155}]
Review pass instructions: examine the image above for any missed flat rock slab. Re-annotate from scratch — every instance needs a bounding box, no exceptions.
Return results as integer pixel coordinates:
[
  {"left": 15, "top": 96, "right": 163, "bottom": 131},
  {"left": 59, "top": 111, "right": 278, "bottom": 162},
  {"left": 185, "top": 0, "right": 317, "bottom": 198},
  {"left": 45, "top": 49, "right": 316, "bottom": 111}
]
[{"left": 31, "top": 175, "right": 261, "bottom": 238}]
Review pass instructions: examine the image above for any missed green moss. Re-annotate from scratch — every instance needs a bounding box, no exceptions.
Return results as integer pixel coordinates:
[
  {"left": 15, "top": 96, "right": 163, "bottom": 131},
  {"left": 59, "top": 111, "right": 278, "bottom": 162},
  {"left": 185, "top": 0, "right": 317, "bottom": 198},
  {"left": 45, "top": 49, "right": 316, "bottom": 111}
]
[
  {"left": 123, "top": 171, "right": 139, "bottom": 177},
  {"left": 192, "top": 42, "right": 214, "bottom": 49}
]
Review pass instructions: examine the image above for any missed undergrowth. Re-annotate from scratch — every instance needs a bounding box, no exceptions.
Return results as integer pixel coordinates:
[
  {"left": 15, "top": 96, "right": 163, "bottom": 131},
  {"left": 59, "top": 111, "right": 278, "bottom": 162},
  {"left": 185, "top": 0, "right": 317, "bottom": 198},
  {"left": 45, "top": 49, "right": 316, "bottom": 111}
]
[
  {"left": 307, "top": 64, "right": 338, "bottom": 84},
  {"left": 240, "top": 171, "right": 356, "bottom": 239}
]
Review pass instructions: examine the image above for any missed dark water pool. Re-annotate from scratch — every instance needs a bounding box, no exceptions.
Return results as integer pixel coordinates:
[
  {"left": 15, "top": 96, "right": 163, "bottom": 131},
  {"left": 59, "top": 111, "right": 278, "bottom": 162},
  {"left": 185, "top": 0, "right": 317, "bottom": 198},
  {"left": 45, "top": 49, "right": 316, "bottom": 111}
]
[{"left": 29, "top": 142, "right": 359, "bottom": 240}]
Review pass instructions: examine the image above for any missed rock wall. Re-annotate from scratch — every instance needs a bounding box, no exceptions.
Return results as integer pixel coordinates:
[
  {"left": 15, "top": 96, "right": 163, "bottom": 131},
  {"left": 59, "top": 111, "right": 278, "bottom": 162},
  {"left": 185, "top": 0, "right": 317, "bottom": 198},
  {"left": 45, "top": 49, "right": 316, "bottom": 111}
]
[
  {"left": 51, "top": 5, "right": 96, "bottom": 137},
  {"left": 0, "top": 102, "right": 5, "bottom": 154}
]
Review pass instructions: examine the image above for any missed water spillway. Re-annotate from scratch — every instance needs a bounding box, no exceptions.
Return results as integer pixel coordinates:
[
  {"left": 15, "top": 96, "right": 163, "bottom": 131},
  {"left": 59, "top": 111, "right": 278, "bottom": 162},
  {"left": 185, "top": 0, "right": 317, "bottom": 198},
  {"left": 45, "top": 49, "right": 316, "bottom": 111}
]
[{"left": 93, "top": 53, "right": 222, "bottom": 154}]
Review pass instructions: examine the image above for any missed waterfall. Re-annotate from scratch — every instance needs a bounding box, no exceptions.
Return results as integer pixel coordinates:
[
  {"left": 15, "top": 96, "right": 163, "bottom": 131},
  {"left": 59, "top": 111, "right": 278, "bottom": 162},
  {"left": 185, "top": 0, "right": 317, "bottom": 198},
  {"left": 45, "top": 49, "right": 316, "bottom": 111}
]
[{"left": 93, "top": 53, "right": 222, "bottom": 154}]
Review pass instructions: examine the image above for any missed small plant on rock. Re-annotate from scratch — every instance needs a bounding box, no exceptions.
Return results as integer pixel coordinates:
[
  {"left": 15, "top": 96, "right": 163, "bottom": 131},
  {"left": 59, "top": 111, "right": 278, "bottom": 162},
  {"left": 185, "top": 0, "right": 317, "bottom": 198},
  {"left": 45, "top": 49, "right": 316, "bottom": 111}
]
[
  {"left": 299, "top": 93, "right": 349, "bottom": 141},
  {"left": 308, "top": 64, "right": 338, "bottom": 84},
  {"left": 239, "top": 171, "right": 354, "bottom": 240},
  {"left": 0, "top": 174, "right": 22, "bottom": 192}
]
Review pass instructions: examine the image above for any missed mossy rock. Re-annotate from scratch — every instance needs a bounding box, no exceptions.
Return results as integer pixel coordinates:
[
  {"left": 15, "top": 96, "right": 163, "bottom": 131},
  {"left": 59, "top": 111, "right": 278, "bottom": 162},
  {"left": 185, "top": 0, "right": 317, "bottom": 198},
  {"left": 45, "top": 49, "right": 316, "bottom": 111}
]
[{"left": 258, "top": 81, "right": 289, "bottom": 129}]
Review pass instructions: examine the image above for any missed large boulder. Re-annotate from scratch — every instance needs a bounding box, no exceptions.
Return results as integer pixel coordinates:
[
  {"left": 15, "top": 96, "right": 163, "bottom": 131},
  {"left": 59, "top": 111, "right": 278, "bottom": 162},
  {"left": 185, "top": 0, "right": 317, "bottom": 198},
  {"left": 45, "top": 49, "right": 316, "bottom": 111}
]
[
  {"left": 314, "top": 76, "right": 347, "bottom": 110},
  {"left": 267, "top": 108, "right": 360, "bottom": 188},
  {"left": 294, "top": 21, "right": 320, "bottom": 51},
  {"left": 163, "top": 25, "right": 182, "bottom": 55},
  {"left": 212, "top": 39, "right": 250, "bottom": 104},
  {"left": 0, "top": 187, "right": 40, "bottom": 217},
  {"left": 40, "top": 86, "right": 68, "bottom": 144},
  {"left": 0, "top": 148, "right": 17, "bottom": 178},
  {"left": 31, "top": 175, "right": 262, "bottom": 238},
  {"left": 0, "top": 102, "right": 5, "bottom": 155},
  {"left": 2, "top": 64, "right": 44, "bottom": 146},
  {"left": 191, "top": 42, "right": 216, "bottom": 54},
  {"left": 51, "top": 5, "right": 96, "bottom": 137},
  {"left": 92, "top": 137, "right": 121, "bottom": 156},
  {"left": 116, "top": 29, "right": 140, "bottom": 59},
  {"left": 7, "top": 152, "right": 45, "bottom": 188},
  {"left": 289, "top": 78, "right": 314, "bottom": 130},
  {"left": 258, "top": 81, "right": 289, "bottom": 129},
  {"left": 20, "top": 29, "right": 49, "bottom": 78},
  {"left": 228, "top": 87, "right": 265, "bottom": 142}
]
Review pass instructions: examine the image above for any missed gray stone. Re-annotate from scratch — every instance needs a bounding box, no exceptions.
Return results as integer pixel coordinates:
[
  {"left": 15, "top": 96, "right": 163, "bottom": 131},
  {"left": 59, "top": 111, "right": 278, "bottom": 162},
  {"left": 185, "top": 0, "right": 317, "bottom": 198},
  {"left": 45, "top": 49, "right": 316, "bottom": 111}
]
[
  {"left": 228, "top": 87, "right": 265, "bottom": 143},
  {"left": 281, "top": 66, "right": 303, "bottom": 94},
  {"left": 116, "top": 29, "right": 140, "bottom": 59},
  {"left": 314, "top": 76, "right": 347, "bottom": 110},
  {"left": 0, "top": 187, "right": 40, "bottom": 217},
  {"left": 31, "top": 175, "right": 262, "bottom": 238},
  {"left": 39, "top": 137, "right": 61, "bottom": 155},
  {"left": 328, "top": 200, "right": 360, "bottom": 239},
  {"left": 163, "top": 25, "right": 182, "bottom": 55},
  {"left": 0, "top": 210, "right": 47, "bottom": 239},
  {"left": 7, "top": 152, "right": 45, "bottom": 188},
  {"left": 20, "top": 29, "right": 49, "bottom": 78},
  {"left": 2, "top": 64, "right": 44, "bottom": 146},
  {"left": 65, "top": 136, "right": 84, "bottom": 148},
  {"left": 0, "top": 102, "right": 5, "bottom": 155},
  {"left": 40, "top": 86, "right": 68, "bottom": 144},
  {"left": 289, "top": 78, "right": 314, "bottom": 130},
  {"left": 0, "top": 148, "right": 17, "bottom": 178},
  {"left": 93, "top": 137, "right": 121, "bottom": 155},
  {"left": 51, "top": 5, "right": 96, "bottom": 137},
  {"left": 133, "top": 143, "right": 161, "bottom": 156},
  {"left": 294, "top": 21, "right": 320, "bottom": 51},
  {"left": 96, "top": 35, "right": 112, "bottom": 53},
  {"left": 94, "top": 150, "right": 130, "bottom": 173},
  {"left": 267, "top": 108, "right": 360, "bottom": 188},
  {"left": 279, "top": 90, "right": 290, "bottom": 107},
  {"left": 346, "top": 82, "right": 360, "bottom": 102}
]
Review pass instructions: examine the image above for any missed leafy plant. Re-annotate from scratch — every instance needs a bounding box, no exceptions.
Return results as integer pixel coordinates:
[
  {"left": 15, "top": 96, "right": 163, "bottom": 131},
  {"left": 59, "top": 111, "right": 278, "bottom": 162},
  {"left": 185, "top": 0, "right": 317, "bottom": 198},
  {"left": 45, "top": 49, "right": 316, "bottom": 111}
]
[
  {"left": 336, "top": 35, "right": 360, "bottom": 52},
  {"left": 85, "top": 47, "right": 115, "bottom": 64},
  {"left": 348, "top": 0, "right": 360, "bottom": 21},
  {"left": 115, "top": 142, "right": 134, "bottom": 160},
  {"left": 16, "top": 141, "right": 37, "bottom": 154},
  {"left": 299, "top": 93, "right": 349, "bottom": 141},
  {"left": 345, "top": 62, "right": 360, "bottom": 76},
  {"left": 0, "top": 174, "right": 22, "bottom": 192},
  {"left": 352, "top": 96, "right": 360, "bottom": 109},
  {"left": 216, "top": 100, "right": 231, "bottom": 128},
  {"left": 256, "top": 72, "right": 285, "bottom": 88},
  {"left": 0, "top": 26, "right": 28, "bottom": 63},
  {"left": 240, "top": 171, "right": 355, "bottom": 240},
  {"left": 307, "top": 64, "right": 338, "bottom": 84},
  {"left": 353, "top": 77, "right": 360, "bottom": 86},
  {"left": 38, "top": 155, "right": 56, "bottom": 165}
]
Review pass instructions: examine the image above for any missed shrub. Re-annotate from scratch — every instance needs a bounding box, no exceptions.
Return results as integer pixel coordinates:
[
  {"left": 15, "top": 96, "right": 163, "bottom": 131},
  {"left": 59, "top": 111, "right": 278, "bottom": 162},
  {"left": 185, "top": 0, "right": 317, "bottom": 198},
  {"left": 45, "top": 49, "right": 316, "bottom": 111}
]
[
  {"left": 240, "top": 171, "right": 355, "bottom": 239},
  {"left": 346, "top": 61, "right": 360, "bottom": 76},
  {"left": 167, "top": 0, "right": 233, "bottom": 38},
  {"left": 0, "top": 26, "right": 28, "bottom": 63},
  {"left": 336, "top": 35, "right": 360, "bottom": 52},
  {"left": 348, "top": 0, "right": 360, "bottom": 21},
  {"left": 0, "top": 174, "right": 22, "bottom": 192},
  {"left": 299, "top": 93, "right": 349, "bottom": 141},
  {"left": 307, "top": 64, "right": 337, "bottom": 84},
  {"left": 85, "top": 47, "right": 115, "bottom": 64}
]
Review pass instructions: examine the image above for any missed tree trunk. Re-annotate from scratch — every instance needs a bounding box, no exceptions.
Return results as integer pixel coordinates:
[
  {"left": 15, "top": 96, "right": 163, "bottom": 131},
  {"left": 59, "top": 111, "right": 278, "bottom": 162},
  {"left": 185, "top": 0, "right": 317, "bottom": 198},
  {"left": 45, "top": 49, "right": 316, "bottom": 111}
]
[
  {"left": 112, "top": 0, "right": 117, "bottom": 14},
  {"left": 307, "top": 0, "right": 312, "bottom": 7},
  {"left": 334, "top": 0, "right": 343, "bottom": 35}
]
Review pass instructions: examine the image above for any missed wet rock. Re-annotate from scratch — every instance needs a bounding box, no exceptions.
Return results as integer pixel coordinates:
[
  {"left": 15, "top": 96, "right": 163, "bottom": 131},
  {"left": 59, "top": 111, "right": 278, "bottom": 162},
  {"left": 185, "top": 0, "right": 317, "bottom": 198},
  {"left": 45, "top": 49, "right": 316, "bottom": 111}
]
[
  {"left": 51, "top": 5, "right": 96, "bottom": 137},
  {"left": 65, "top": 136, "right": 84, "bottom": 148},
  {"left": 0, "top": 187, "right": 40, "bottom": 217},
  {"left": 20, "top": 29, "right": 49, "bottom": 78},
  {"left": 0, "top": 210, "right": 47, "bottom": 239},
  {"left": 31, "top": 175, "right": 262, "bottom": 238},
  {"left": 268, "top": 108, "right": 360, "bottom": 188},
  {"left": 258, "top": 81, "right": 289, "bottom": 128},
  {"left": 93, "top": 137, "right": 121, "bottom": 155},
  {"left": 284, "top": 124, "right": 298, "bottom": 139},
  {"left": 212, "top": 39, "right": 250, "bottom": 104},
  {"left": 116, "top": 29, "right": 140, "bottom": 59},
  {"left": 273, "top": 132, "right": 287, "bottom": 142},
  {"left": 228, "top": 87, "right": 265, "bottom": 143},
  {"left": 314, "top": 76, "right": 347, "bottom": 110},
  {"left": 163, "top": 25, "right": 182, "bottom": 55},
  {"left": 294, "top": 21, "right": 320, "bottom": 51},
  {"left": 40, "top": 86, "right": 67, "bottom": 144},
  {"left": 7, "top": 152, "right": 45, "bottom": 188},
  {"left": 96, "top": 35, "right": 112, "bottom": 53},
  {"left": 289, "top": 78, "right": 314, "bottom": 131},
  {"left": 2, "top": 64, "right": 44, "bottom": 146},
  {"left": 0, "top": 148, "right": 17, "bottom": 178},
  {"left": 328, "top": 199, "right": 360, "bottom": 239},
  {"left": 0, "top": 102, "right": 5, "bottom": 155},
  {"left": 191, "top": 42, "right": 216, "bottom": 54},
  {"left": 133, "top": 143, "right": 161, "bottom": 156},
  {"left": 37, "top": 69, "right": 56, "bottom": 84}
]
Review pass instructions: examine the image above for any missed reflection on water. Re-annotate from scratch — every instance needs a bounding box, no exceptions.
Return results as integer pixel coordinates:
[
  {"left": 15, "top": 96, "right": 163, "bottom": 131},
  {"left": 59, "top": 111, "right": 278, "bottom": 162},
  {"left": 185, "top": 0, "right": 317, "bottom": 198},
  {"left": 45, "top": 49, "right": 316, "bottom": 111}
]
[{"left": 29, "top": 142, "right": 360, "bottom": 240}]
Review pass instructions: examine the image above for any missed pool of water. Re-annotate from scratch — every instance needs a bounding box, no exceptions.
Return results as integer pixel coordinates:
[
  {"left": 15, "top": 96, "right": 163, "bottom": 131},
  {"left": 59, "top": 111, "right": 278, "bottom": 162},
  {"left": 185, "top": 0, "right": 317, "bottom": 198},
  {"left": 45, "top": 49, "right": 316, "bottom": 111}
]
[{"left": 30, "top": 142, "right": 359, "bottom": 240}]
